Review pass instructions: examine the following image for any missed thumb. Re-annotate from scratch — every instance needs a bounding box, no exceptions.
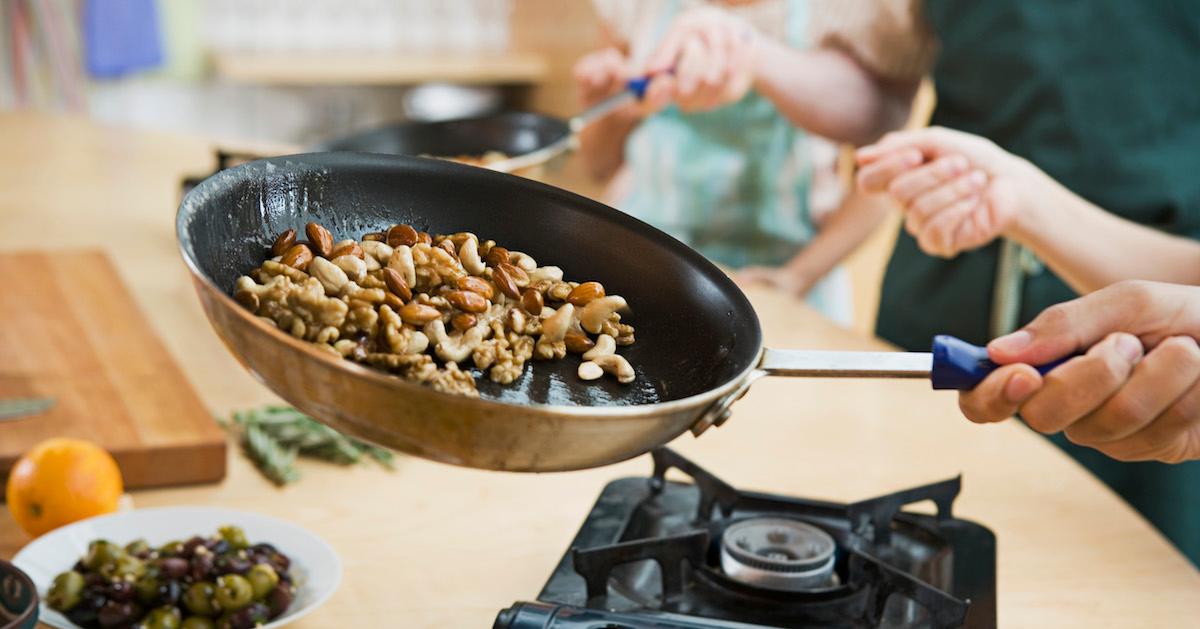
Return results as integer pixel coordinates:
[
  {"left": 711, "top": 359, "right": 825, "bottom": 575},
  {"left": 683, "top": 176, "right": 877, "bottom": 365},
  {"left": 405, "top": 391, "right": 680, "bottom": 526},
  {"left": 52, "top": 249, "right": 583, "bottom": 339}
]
[{"left": 987, "top": 281, "right": 1172, "bottom": 364}]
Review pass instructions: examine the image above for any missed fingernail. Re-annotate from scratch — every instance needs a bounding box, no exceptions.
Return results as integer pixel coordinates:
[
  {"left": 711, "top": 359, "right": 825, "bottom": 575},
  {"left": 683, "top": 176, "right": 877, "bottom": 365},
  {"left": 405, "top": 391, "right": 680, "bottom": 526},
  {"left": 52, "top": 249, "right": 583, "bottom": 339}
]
[
  {"left": 1115, "top": 334, "right": 1144, "bottom": 364},
  {"left": 989, "top": 330, "right": 1032, "bottom": 354},
  {"left": 950, "top": 155, "right": 969, "bottom": 173},
  {"left": 969, "top": 170, "right": 988, "bottom": 187},
  {"left": 1004, "top": 372, "right": 1038, "bottom": 403},
  {"left": 905, "top": 150, "right": 923, "bottom": 166}
]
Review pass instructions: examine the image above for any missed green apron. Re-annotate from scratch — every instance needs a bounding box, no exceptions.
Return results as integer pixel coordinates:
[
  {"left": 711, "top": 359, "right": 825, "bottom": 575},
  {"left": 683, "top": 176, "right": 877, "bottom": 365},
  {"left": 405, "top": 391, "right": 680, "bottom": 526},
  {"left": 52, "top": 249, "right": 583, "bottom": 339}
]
[{"left": 877, "top": 1, "right": 1200, "bottom": 565}]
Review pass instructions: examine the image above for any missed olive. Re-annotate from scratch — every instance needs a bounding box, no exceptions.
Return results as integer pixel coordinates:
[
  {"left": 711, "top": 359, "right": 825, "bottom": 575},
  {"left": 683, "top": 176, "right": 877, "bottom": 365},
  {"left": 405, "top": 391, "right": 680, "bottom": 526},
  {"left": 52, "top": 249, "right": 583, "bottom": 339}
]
[
  {"left": 190, "top": 551, "right": 215, "bottom": 581},
  {"left": 84, "top": 539, "right": 124, "bottom": 570},
  {"left": 46, "top": 570, "right": 85, "bottom": 611},
  {"left": 214, "top": 555, "right": 251, "bottom": 577},
  {"left": 126, "top": 539, "right": 152, "bottom": 557},
  {"left": 206, "top": 539, "right": 231, "bottom": 556},
  {"left": 181, "top": 617, "right": 217, "bottom": 629},
  {"left": 158, "top": 557, "right": 190, "bottom": 580},
  {"left": 214, "top": 574, "right": 254, "bottom": 612},
  {"left": 181, "top": 536, "right": 207, "bottom": 559},
  {"left": 108, "top": 579, "right": 136, "bottom": 603},
  {"left": 138, "top": 605, "right": 183, "bottom": 629},
  {"left": 97, "top": 600, "right": 142, "bottom": 627},
  {"left": 244, "top": 564, "right": 278, "bottom": 600},
  {"left": 217, "top": 526, "right": 250, "bottom": 550},
  {"left": 266, "top": 582, "right": 295, "bottom": 619},
  {"left": 103, "top": 554, "right": 146, "bottom": 580},
  {"left": 65, "top": 603, "right": 100, "bottom": 626},
  {"left": 156, "top": 580, "right": 184, "bottom": 607},
  {"left": 217, "top": 602, "right": 269, "bottom": 629},
  {"left": 183, "top": 581, "right": 218, "bottom": 616},
  {"left": 159, "top": 540, "right": 186, "bottom": 557},
  {"left": 136, "top": 574, "right": 162, "bottom": 604}
]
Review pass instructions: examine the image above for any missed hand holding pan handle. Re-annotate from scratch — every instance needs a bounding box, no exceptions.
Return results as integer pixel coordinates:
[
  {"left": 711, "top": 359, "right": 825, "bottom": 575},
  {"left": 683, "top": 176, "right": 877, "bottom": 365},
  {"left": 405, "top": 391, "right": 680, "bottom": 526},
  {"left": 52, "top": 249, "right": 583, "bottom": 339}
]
[{"left": 691, "top": 335, "right": 1081, "bottom": 435}]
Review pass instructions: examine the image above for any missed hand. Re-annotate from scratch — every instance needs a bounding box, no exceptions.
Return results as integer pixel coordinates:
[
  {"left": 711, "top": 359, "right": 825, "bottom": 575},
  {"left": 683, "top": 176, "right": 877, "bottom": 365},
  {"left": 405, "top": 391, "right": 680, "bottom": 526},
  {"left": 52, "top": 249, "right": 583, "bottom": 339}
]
[
  {"left": 855, "top": 127, "right": 1044, "bottom": 258},
  {"left": 573, "top": 47, "right": 630, "bottom": 108},
  {"left": 733, "top": 266, "right": 815, "bottom": 298},
  {"left": 959, "top": 280, "right": 1200, "bottom": 463},
  {"left": 642, "top": 7, "right": 760, "bottom": 113}
]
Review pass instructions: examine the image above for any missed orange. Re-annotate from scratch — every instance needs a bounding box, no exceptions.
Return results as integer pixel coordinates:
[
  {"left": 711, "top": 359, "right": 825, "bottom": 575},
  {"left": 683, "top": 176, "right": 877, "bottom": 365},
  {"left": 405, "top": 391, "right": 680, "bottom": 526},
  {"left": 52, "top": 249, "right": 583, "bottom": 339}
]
[{"left": 6, "top": 438, "right": 123, "bottom": 537}]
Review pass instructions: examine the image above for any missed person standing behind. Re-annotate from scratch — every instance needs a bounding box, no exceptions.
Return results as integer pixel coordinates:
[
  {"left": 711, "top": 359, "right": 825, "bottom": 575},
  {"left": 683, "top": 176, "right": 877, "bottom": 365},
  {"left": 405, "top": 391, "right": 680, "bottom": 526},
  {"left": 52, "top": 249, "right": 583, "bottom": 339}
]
[{"left": 572, "top": 0, "right": 900, "bottom": 325}]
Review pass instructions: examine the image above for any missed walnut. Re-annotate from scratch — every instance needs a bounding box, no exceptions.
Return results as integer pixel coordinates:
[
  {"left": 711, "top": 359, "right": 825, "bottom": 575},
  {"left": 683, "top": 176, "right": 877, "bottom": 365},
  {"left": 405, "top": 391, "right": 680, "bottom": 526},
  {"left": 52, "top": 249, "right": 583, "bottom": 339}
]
[
  {"left": 546, "top": 281, "right": 574, "bottom": 302},
  {"left": 412, "top": 243, "right": 466, "bottom": 291},
  {"left": 259, "top": 260, "right": 309, "bottom": 283},
  {"left": 378, "top": 305, "right": 430, "bottom": 355},
  {"left": 365, "top": 352, "right": 440, "bottom": 382},
  {"left": 427, "top": 362, "right": 479, "bottom": 397},
  {"left": 341, "top": 303, "right": 379, "bottom": 338},
  {"left": 615, "top": 323, "right": 636, "bottom": 346}
]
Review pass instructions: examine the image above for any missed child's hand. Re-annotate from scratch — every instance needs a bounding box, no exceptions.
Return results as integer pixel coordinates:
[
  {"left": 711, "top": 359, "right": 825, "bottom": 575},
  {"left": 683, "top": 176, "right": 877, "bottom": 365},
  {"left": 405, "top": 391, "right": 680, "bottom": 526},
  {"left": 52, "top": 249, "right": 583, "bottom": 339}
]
[
  {"left": 855, "top": 127, "right": 1041, "bottom": 258},
  {"left": 642, "top": 7, "right": 759, "bottom": 113},
  {"left": 733, "top": 266, "right": 815, "bottom": 299},
  {"left": 573, "top": 47, "right": 630, "bottom": 108}
]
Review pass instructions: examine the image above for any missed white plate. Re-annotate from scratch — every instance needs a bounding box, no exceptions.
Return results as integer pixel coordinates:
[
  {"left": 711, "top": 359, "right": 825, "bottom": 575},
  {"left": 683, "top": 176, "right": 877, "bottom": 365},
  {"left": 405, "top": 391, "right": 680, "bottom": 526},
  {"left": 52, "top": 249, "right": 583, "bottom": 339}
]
[{"left": 12, "top": 507, "right": 341, "bottom": 628}]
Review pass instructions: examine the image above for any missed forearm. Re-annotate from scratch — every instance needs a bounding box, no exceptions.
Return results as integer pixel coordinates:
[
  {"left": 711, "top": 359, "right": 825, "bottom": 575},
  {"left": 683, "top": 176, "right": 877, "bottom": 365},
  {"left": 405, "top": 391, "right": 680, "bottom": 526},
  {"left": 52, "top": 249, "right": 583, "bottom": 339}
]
[
  {"left": 782, "top": 190, "right": 891, "bottom": 284},
  {"left": 1010, "top": 165, "right": 1200, "bottom": 293},
  {"left": 752, "top": 41, "right": 915, "bottom": 146},
  {"left": 576, "top": 107, "right": 641, "bottom": 182}
]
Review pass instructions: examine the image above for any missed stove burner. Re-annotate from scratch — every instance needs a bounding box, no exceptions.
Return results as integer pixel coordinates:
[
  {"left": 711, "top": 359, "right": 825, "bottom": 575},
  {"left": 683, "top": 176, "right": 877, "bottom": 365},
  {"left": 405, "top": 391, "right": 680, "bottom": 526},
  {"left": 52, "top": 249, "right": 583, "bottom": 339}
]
[{"left": 719, "top": 518, "right": 837, "bottom": 591}]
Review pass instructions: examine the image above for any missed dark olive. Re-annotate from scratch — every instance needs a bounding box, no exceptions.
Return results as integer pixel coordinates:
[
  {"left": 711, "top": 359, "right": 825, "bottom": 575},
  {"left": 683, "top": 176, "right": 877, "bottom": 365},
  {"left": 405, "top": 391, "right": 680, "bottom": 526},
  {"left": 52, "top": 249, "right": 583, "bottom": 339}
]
[
  {"left": 158, "top": 557, "right": 190, "bottom": 580},
  {"left": 156, "top": 580, "right": 184, "bottom": 607},
  {"left": 108, "top": 579, "right": 136, "bottom": 603},
  {"left": 46, "top": 570, "right": 85, "bottom": 611},
  {"left": 266, "top": 582, "right": 295, "bottom": 619},
  {"left": 206, "top": 539, "right": 231, "bottom": 556},
  {"left": 138, "top": 605, "right": 183, "bottom": 629},
  {"left": 214, "top": 555, "right": 251, "bottom": 576},
  {"left": 84, "top": 539, "right": 124, "bottom": 571},
  {"left": 183, "top": 581, "right": 218, "bottom": 617},
  {"left": 214, "top": 574, "right": 254, "bottom": 611},
  {"left": 245, "top": 564, "right": 278, "bottom": 600},
  {"left": 181, "top": 536, "right": 207, "bottom": 558},
  {"left": 217, "top": 526, "right": 250, "bottom": 550},
  {"left": 181, "top": 617, "right": 217, "bottom": 629},
  {"left": 66, "top": 603, "right": 100, "bottom": 626},
  {"left": 97, "top": 600, "right": 141, "bottom": 627},
  {"left": 217, "top": 602, "right": 269, "bottom": 629},
  {"left": 190, "top": 551, "right": 215, "bottom": 582}
]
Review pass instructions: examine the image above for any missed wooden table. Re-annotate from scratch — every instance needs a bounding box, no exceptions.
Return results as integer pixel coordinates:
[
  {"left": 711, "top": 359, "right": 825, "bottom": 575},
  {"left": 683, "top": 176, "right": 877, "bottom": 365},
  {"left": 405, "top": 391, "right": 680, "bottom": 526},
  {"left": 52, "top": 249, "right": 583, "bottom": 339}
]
[{"left": 1, "top": 112, "right": 1197, "bottom": 627}]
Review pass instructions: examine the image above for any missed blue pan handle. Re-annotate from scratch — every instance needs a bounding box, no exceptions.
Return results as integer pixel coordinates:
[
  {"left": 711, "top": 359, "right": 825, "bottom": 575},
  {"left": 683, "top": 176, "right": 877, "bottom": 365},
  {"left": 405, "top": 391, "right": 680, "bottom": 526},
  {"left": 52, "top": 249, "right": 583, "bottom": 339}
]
[{"left": 931, "top": 335, "right": 1079, "bottom": 390}]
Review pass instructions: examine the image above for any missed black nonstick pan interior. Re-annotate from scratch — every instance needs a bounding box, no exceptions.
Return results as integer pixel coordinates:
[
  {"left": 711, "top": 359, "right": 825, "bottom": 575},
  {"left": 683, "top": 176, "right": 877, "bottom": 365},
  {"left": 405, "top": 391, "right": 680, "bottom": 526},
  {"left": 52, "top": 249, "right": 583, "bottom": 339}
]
[{"left": 179, "top": 152, "right": 762, "bottom": 408}]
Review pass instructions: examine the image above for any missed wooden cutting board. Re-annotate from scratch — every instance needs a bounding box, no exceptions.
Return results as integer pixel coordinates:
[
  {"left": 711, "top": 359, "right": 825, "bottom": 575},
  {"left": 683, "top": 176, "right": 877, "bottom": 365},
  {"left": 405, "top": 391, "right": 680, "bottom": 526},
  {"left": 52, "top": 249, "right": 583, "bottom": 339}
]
[{"left": 0, "top": 251, "right": 225, "bottom": 495}]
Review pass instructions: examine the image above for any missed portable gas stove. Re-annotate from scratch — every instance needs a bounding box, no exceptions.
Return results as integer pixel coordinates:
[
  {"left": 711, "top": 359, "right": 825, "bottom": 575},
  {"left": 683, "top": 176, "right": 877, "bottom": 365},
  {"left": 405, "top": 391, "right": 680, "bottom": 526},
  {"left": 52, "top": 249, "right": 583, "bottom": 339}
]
[{"left": 494, "top": 449, "right": 995, "bottom": 628}]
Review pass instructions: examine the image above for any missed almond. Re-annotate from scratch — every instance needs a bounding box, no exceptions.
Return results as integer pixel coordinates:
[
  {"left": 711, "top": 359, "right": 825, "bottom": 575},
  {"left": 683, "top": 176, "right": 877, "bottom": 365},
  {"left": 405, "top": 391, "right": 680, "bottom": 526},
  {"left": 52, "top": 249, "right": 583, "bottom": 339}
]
[
  {"left": 492, "top": 264, "right": 521, "bottom": 299},
  {"left": 417, "top": 231, "right": 433, "bottom": 245},
  {"left": 456, "top": 275, "right": 494, "bottom": 299},
  {"left": 446, "top": 290, "right": 488, "bottom": 313},
  {"left": 567, "top": 281, "right": 605, "bottom": 306},
  {"left": 520, "top": 288, "right": 544, "bottom": 316},
  {"left": 564, "top": 331, "right": 595, "bottom": 354},
  {"left": 330, "top": 242, "right": 364, "bottom": 259},
  {"left": 386, "top": 224, "right": 419, "bottom": 248},
  {"left": 497, "top": 262, "right": 529, "bottom": 287},
  {"left": 451, "top": 312, "right": 478, "bottom": 332},
  {"left": 271, "top": 228, "right": 297, "bottom": 257},
  {"left": 306, "top": 222, "right": 334, "bottom": 258},
  {"left": 485, "top": 246, "right": 510, "bottom": 266},
  {"left": 437, "top": 239, "right": 457, "bottom": 256},
  {"left": 399, "top": 303, "right": 441, "bottom": 325},
  {"left": 280, "top": 243, "right": 313, "bottom": 271},
  {"left": 383, "top": 292, "right": 405, "bottom": 311},
  {"left": 382, "top": 267, "right": 413, "bottom": 302}
]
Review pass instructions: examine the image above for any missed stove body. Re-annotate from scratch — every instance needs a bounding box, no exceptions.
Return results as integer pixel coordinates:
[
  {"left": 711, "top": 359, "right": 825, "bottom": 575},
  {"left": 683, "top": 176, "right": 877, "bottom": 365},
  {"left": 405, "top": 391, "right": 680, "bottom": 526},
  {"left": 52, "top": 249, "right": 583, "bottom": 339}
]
[{"left": 496, "top": 449, "right": 996, "bottom": 629}]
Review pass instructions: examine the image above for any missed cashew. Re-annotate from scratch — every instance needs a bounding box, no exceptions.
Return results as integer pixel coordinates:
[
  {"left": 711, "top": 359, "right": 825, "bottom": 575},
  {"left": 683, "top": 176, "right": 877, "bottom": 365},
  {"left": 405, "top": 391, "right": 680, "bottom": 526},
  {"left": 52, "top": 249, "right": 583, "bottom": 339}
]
[
  {"left": 528, "top": 265, "right": 564, "bottom": 284},
  {"left": 459, "top": 237, "right": 486, "bottom": 276},
  {"left": 582, "top": 334, "right": 616, "bottom": 360},
  {"left": 425, "top": 319, "right": 488, "bottom": 363},
  {"left": 578, "top": 361, "right": 604, "bottom": 381},
  {"left": 509, "top": 251, "right": 537, "bottom": 272},
  {"left": 591, "top": 354, "right": 635, "bottom": 383},
  {"left": 333, "top": 239, "right": 357, "bottom": 250},
  {"left": 535, "top": 303, "right": 574, "bottom": 360},
  {"left": 580, "top": 295, "right": 627, "bottom": 334},
  {"left": 309, "top": 257, "right": 349, "bottom": 295},
  {"left": 388, "top": 245, "right": 416, "bottom": 287},
  {"left": 332, "top": 254, "right": 367, "bottom": 283},
  {"left": 361, "top": 240, "right": 394, "bottom": 266}
]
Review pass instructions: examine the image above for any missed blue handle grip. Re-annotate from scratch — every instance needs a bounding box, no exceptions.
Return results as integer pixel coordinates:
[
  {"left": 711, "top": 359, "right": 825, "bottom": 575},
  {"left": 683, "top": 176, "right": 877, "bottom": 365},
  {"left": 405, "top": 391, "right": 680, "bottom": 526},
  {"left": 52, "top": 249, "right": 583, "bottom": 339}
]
[
  {"left": 931, "top": 335, "right": 1077, "bottom": 390},
  {"left": 626, "top": 76, "right": 652, "bottom": 99}
]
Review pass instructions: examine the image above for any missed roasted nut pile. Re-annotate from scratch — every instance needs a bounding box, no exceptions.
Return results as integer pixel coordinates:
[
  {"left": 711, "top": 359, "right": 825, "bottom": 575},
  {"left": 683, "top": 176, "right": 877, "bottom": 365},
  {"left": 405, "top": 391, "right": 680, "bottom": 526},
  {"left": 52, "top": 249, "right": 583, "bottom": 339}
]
[{"left": 232, "top": 222, "right": 636, "bottom": 397}]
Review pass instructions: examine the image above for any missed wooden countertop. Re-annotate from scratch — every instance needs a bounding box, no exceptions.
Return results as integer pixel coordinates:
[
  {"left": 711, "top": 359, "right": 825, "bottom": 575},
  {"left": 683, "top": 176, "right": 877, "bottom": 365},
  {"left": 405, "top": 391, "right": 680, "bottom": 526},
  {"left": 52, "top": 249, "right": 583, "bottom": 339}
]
[
  {"left": 0, "top": 112, "right": 1196, "bottom": 627},
  {"left": 211, "top": 51, "right": 550, "bottom": 85}
]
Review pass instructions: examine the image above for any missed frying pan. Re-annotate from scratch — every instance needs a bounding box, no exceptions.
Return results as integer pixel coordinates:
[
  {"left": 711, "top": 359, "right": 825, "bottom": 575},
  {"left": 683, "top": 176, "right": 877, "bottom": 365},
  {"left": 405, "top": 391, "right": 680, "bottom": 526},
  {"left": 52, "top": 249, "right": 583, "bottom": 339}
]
[{"left": 177, "top": 152, "right": 1060, "bottom": 472}]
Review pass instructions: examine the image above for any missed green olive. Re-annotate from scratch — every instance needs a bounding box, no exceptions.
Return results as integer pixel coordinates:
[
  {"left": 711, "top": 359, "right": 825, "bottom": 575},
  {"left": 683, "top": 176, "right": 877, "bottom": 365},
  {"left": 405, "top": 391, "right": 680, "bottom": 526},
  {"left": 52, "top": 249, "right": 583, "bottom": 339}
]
[
  {"left": 159, "top": 540, "right": 186, "bottom": 557},
  {"left": 125, "top": 539, "right": 152, "bottom": 556},
  {"left": 140, "top": 606, "right": 183, "bottom": 629},
  {"left": 84, "top": 539, "right": 124, "bottom": 570},
  {"left": 217, "top": 525, "right": 249, "bottom": 550},
  {"left": 102, "top": 554, "right": 146, "bottom": 580},
  {"left": 135, "top": 573, "right": 162, "bottom": 604},
  {"left": 46, "top": 570, "right": 84, "bottom": 611},
  {"left": 183, "top": 581, "right": 218, "bottom": 617},
  {"left": 180, "top": 618, "right": 216, "bottom": 629},
  {"left": 245, "top": 564, "right": 278, "bottom": 600},
  {"left": 213, "top": 574, "right": 254, "bottom": 612}
]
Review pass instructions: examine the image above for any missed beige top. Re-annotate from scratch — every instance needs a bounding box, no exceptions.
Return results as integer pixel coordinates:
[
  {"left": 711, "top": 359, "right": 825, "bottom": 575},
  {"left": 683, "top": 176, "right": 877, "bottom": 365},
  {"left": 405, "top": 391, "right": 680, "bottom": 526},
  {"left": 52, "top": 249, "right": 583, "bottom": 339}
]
[
  {"left": 810, "top": 0, "right": 937, "bottom": 82},
  {"left": 1, "top": 113, "right": 1197, "bottom": 627}
]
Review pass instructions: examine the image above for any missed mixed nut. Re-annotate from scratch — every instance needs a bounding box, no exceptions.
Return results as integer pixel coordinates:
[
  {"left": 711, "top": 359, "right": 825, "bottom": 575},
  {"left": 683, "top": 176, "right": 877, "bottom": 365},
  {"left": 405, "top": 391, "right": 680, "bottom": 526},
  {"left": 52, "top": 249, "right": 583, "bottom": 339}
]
[
  {"left": 46, "top": 526, "right": 295, "bottom": 629},
  {"left": 232, "top": 222, "right": 636, "bottom": 396}
]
